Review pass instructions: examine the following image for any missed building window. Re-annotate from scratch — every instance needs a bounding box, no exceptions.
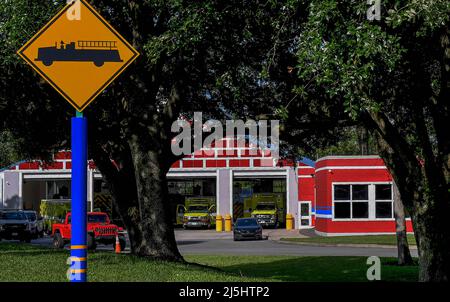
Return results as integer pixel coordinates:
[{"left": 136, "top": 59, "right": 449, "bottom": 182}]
[
  {"left": 273, "top": 180, "right": 286, "bottom": 193},
  {"left": 333, "top": 184, "right": 369, "bottom": 219},
  {"left": 333, "top": 183, "right": 392, "bottom": 220},
  {"left": 168, "top": 179, "right": 216, "bottom": 197},
  {"left": 334, "top": 185, "right": 350, "bottom": 200},
  {"left": 352, "top": 185, "right": 368, "bottom": 200},
  {"left": 94, "top": 179, "right": 109, "bottom": 194},
  {"left": 352, "top": 201, "right": 369, "bottom": 219},
  {"left": 46, "top": 180, "right": 71, "bottom": 199},
  {"left": 351, "top": 185, "right": 369, "bottom": 219},
  {"left": 334, "top": 202, "right": 351, "bottom": 218},
  {"left": 375, "top": 184, "right": 393, "bottom": 218}
]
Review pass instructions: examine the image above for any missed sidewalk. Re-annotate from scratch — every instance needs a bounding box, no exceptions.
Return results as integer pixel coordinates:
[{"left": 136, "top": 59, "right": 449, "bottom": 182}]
[
  {"left": 265, "top": 229, "right": 308, "bottom": 241},
  {"left": 175, "top": 229, "right": 233, "bottom": 241}
]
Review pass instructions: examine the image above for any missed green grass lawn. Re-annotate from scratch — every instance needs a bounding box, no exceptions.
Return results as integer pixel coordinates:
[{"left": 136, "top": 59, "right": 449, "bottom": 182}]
[
  {"left": 0, "top": 243, "right": 261, "bottom": 282},
  {"left": 281, "top": 235, "right": 417, "bottom": 246},
  {"left": 0, "top": 242, "right": 418, "bottom": 282}
]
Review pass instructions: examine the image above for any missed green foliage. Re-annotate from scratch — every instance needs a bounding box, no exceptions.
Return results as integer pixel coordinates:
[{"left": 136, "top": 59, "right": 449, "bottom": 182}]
[
  {"left": 0, "top": 1, "right": 70, "bottom": 162},
  {"left": 143, "top": 1, "right": 214, "bottom": 64},
  {"left": 386, "top": 0, "right": 450, "bottom": 34},
  {"left": 295, "top": 0, "right": 407, "bottom": 118},
  {"left": 0, "top": 130, "right": 23, "bottom": 168},
  {"left": 274, "top": 0, "right": 449, "bottom": 167},
  {"left": 39, "top": 200, "right": 71, "bottom": 231},
  {"left": 305, "top": 126, "right": 377, "bottom": 159},
  {"left": 0, "top": 1, "right": 64, "bottom": 65}
]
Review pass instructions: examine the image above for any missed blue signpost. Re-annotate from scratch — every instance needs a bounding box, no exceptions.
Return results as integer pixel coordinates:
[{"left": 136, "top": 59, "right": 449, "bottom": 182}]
[{"left": 70, "top": 112, "right": 88, "bottom": 282}]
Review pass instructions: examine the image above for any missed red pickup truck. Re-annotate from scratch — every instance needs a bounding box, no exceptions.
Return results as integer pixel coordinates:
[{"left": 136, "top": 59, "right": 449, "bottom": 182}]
[{"left": 52, "top": 212, "right": 126, "bottom": 251}]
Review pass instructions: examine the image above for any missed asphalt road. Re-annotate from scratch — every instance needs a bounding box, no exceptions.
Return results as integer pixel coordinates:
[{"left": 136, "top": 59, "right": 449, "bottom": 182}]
[
  {"left": 177, "top": 239, "right": 418, "bottom": 257},
  {"left": 13, "top": 233, "right": 418, "bottom": 258}
]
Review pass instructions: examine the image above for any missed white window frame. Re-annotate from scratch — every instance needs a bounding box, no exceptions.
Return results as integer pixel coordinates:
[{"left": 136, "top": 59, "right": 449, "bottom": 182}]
[{"left": 332, "top": 182, "right": 394, "bottom": 221}]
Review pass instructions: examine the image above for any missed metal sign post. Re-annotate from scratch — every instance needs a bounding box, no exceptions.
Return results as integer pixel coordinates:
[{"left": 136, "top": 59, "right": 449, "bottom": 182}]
[{"left": 70, "top": 111, "right": 88, "bottom": 282}]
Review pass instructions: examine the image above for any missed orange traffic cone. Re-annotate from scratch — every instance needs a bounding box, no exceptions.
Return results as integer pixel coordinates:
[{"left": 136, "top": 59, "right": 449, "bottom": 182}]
[{"left": 115, "top": 234, "right": 121, "bottom": 254}]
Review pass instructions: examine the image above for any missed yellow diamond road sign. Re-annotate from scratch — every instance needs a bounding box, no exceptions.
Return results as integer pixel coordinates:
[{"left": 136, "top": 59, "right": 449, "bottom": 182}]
[{"left": 17, "top": 0, "right": 139, "bottom": 112}]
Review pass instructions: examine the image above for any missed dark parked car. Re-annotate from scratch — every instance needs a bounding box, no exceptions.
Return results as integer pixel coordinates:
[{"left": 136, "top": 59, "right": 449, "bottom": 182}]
[
  {"left": 0, "top": 210, "right": 33, "bottom": 242},
  {"left": 233, "top": 218, "right": 263, "bottom": 241},
  {"left": 23, "top": 210, "right": 44, "bottom": 238}
]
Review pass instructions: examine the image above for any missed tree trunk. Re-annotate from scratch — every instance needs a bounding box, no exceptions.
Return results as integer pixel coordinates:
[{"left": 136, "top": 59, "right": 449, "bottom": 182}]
[
  {"left": 362, "top": 121, "right": 414, "bottom": 266},
  {"left": 127, "top": 134, "right": 183, "bottom": 261},
  {"left": 410, "top": 180, "right": 450, "bottom": 281},
  {"left": 392, "top": 181, "right": 413, "bottom": 265},
  {"left": 363, "top": 109, "right": 450, "bottom": 281},
  {"left": 412, "top": 208, "right": 450, "bottom": 281},
  {"left": 90, "top": 142, "right": 183, "bottom": 262},
  {"left": 357, "top": 126, "right": 369, "bottom": 155}
]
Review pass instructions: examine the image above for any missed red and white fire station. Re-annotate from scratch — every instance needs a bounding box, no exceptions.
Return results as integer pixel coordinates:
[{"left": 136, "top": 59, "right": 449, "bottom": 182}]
[{"left": 0, "top": 137, "right": 413, "bottom": 236}]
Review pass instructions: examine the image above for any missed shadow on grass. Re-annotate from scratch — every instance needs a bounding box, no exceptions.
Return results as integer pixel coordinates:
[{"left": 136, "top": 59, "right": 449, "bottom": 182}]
[
  {"left": 0, "top": 245, "right": 67, "bottom": 257},
  {"left": 382, "top": 259, "right": 419, "bottom": 267},
  {"left": 0, "top": 242, "right": 57, "bottom": 252},
  {"left": 215, "top": 257, "right": 418, "bottom": 282},
  {"left": 0, "top": 242, "right": 38, "bottom": 249},
  {"left": 184, "top": 261, "right": 225, "bottom": 273}
]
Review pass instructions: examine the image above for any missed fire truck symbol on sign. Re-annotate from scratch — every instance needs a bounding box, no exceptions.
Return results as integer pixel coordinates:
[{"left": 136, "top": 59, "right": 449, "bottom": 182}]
[{"left": 36, "top": 41, "right": 123, "bottom": 67}]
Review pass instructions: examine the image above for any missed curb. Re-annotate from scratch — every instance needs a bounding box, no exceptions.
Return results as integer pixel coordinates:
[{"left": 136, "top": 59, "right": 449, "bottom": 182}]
[{"left": 276, "top": 240, "right": 418, "bottom": 249}]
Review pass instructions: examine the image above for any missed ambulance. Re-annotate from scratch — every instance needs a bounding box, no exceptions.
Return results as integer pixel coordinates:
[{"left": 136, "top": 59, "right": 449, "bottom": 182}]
[
  {"left": 245, "top": 193, "right": 285, "bottom": 228},
  {"left": 180, "top": 197, "right": 216, "bottom": 229}
]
